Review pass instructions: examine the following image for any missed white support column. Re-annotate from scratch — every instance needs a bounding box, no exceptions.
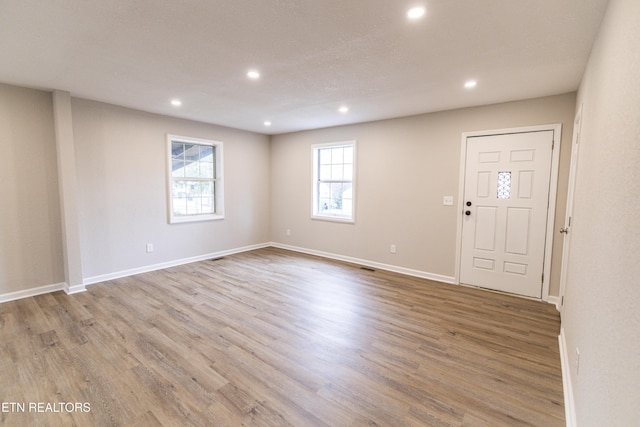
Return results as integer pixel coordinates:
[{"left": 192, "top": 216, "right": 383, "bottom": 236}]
[{"left": 52, "top": 90, "right": 85, "bottom": 293}]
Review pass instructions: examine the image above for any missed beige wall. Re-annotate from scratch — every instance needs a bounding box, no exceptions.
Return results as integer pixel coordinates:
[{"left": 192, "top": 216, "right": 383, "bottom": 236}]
[
  {"left": 0, "top": 84, "right": 575, "bottom": 300},
  {"left": 0, "top": 84, "right": 64, "bottom": 294},
  {"left": 71, "top": 99, "right": 271, "bottom": 279},
  {"left": 271, "top": 93, "right": 576, "bottom": 297},
  {"left": 563, "top": 0, "right": 640, "bottom": 424}
]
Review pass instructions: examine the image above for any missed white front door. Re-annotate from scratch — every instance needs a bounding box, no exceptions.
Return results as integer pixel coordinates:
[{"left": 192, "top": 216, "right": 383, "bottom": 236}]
[{"left": 460, "top": 130, "right": 554, "bottom": 298}]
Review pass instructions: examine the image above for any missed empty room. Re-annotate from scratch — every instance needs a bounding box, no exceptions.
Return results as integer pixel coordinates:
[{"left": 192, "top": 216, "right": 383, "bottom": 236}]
[{"left": 0, "top": 0, "right": 638, "bottom": 426}]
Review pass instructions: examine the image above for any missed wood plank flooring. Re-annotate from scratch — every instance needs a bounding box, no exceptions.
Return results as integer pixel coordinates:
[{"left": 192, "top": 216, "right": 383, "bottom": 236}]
[{"left": 0, "top": 248, "right": 564, "bottom": 426}]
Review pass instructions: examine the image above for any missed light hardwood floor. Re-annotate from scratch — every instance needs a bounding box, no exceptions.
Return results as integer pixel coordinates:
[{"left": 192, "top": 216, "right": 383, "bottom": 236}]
[{"left": 0, "top": 248, "right": 564, "bottom": 426}]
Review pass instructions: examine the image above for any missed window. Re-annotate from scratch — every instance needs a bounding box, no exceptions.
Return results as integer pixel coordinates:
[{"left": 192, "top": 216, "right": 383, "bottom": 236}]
[
  {"left": 167, "top": 135, "right": 224, "bottom": 223},
  {"left": 312, "top": 141, "right": 356, "bottom": 222},
  {"left": 497, "top": 171, "right": 512, "bottom": 199}
]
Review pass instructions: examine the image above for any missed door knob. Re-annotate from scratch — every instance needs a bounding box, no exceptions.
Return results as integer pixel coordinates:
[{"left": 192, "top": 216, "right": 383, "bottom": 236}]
[
  {"left": 466, "top": 201, "right": 472, "bottom": 206},
  {"left": 559, "top": 228, "right": 569, "bottom": 234},
  {"left": 465, "top": 210, "right": 471, "bottom": 216}
]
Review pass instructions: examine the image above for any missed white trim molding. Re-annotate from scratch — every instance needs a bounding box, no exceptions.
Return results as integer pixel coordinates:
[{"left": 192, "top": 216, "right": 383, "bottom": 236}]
[
  {"left": 0, "top": 244, "right": 272, "bottom": 304},
  {"left": 83, "top": 243, "right": 270, "bottom": 286},
  {"left": 64, "top": 283, "right": 87, "bottom": 295},
  {"left": 271, "top": 242, "right": 456, "bottom": 284},
  {"left": 559, "top": 327, "right": 577, "bottom": 427},
  {"left": 0, "top": 282, "right": 67, "bottom": 304}
]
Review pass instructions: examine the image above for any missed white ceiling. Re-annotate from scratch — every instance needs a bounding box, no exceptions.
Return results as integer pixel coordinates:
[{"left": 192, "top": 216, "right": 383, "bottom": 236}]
[{"left": 0, "top": 0, "right": 608, "bottom": 135}]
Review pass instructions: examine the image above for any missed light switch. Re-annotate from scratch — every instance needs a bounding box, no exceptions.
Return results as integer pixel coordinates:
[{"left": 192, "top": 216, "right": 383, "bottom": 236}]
[{"left": 443, "top": 196, "right": 454, "bottom": 206}]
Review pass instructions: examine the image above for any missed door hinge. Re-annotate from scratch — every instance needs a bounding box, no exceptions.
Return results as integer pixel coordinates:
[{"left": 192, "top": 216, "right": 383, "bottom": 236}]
[
  {"left": 541, "top": 273, "right": 544, "bottom": 283},
  {"left": 561, "top": 296, "right": 565, "bottom": 306}
]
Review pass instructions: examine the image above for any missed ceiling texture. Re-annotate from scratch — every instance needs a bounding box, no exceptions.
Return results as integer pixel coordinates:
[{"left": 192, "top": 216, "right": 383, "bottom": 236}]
[{"left": 0, "top": 0, "right": 609, "bottom": 135}]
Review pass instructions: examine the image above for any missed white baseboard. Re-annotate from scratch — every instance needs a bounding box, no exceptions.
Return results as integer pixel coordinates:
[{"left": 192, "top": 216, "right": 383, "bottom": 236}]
[
  {"left": 270, "top": 242, "right": 457, "bottom": 284},
  {"left": 0, "top": 282, "right": 66, "bottom": 304},
  {"left": 559, "top": 327, "right": 577, "bottom": 427},
  {"left": 64, "top": 283, "right": 87, "bottom": 295},
  {"left": 0, "top": 243, "right": 271, "bottom": 304},
  {"left": 83, "top": 243, "right": 271, "bottom": 286}
]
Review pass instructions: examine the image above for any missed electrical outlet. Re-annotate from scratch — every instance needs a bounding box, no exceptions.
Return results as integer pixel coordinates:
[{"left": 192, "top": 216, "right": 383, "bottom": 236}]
[
  {"left": 575, "top": 347, "right": 580, "bottom": 375},
  {"left": 286, "top": 229, "right": 291, "bottom": 236},
  {"left": 146, "top": 243, "right": 154, "bottom": 253},
  {"left": 390, "top": 244, "right": 397, "bottom": 254},
  {"left": 443, "top": 196, "right": 454, "bottom": 206}
]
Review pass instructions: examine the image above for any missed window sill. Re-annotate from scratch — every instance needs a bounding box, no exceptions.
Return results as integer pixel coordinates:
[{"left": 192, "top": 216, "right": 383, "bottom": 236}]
[
  {"left": 311, "top": 214, "right": 355, "bottom": 224},
  {"left": 169, "top": 214, "right": 225, "bottom": 224}
]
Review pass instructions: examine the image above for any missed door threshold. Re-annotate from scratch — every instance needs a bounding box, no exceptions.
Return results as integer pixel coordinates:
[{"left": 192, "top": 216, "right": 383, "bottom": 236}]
[{"left": 459, "top": 283, "right": 541, "bottom": 301}]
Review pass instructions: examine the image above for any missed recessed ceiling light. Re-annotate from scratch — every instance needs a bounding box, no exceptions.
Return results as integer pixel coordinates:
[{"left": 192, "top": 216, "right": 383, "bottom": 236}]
[
  {"left": 407, "top": 6, "right": 426, "bottom": 19},
  {"left": 247, "top": 70, "right": 260, "bottom": 80},
  {"left": 464, "top": 80, "right": 477, "bottom": 89},
  {"left": 264, "top": 121, "right": 271, "bottom": 127},
  {"left": 170, "top": 99, "right": 182, "bottom": 107},
  {"left": 339, "top": 106, "right": 349, "bottom": 114}
]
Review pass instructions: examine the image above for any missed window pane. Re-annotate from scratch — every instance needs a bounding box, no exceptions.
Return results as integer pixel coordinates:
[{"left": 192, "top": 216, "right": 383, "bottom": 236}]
[
  {"left": 173, "top": 199, "right": 187, "bottom": 215},
  {"left": 182, "top": 181, "right": 208, "bottom": 198},
  {"left": 193, "top": 197, "right": 205, "bottom": 215},
  {"left": 343, "top": 146, "right": 353, "bottom": 163},
  {"left": 200, "top": 162, "right": 214, "bottom": 179},
  {"left": 319, "top": 197, "right": 332, "bottom": 213},
  {"left": 319, "top": 165, "right": 331, "bottom": 181},
  {"left": 497, "top": 171, "right": 511, "bottom": 199},
  {"left": 188, "top": 181, "right": 200, "bottom": 197},
  {"left": 198, "top": 181, "right": 214, "bottom": 197},
  {"left": 172, "top": 160, "right": 185, "bottom": 177},
  {"left": 184, "top": 144, "right": 199, "bottom": 162},
  {"left": 342, "top": 198, "right": 353, "bottom": 215},
  {"left": 319, "top": 148, "right": 332, "bottom": 165},
  {"left": 172, "top": 180, "right": 187, "bottom": 197},
  {"left": 331, "top": 147, "right": 344, "bottom": 164},
  {"left": 330, "top": 183, "right": 346, "bottom": 214},
  {"left": 186, "top": 197, "right": 201, "bottom": 215},
  {"left": 331, "top": 164, "right": 343, "bottom": 180},
  {"left": 343, "top": 164, "right": 353, "bottom": 181},
  {"left": 184, "top": 181, "right": 196, "bottom": 198},
  {"left": 318, "top": 182, "right": 331, "bottom": 198},
  {"left": 342, "top": 183, "right": 353, "bottom": 199},
  {"left": 199, "top": 145, "right": 214, "bottom": 161},
  {"left": 315, "top": 182, "right": 352, "bottom": 216},
  {"left": 172, "top": 179, "right": 188, "bottom": 214},
  {"left": 172, "top": 142, "right": 185, "bottom": 159},
  {"left": 201, "top": 197, "right": 215, "bottom": 214},
  {"left": 185, "top": 161, "right": 199, "bottom": 177},
  {"left": 330, "top": 182, "right": 343, "bottom": 200}
]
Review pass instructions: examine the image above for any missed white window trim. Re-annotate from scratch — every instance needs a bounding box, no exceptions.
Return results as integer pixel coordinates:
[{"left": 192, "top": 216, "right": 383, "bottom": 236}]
[
  {"left": 311, "top": 140, "right": 356, "bottom": 223},
  {"left": 166, "top": 134, "right": 224, "bottom": 224}
]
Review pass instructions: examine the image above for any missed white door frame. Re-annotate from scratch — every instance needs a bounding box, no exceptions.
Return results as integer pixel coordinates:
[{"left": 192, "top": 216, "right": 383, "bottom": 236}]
[
  {"left": 558, "top": 106, "right": 582, "bottom": 313},
  {"left": 455, "top": 124, "right": 562, "bottom": 302}
]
